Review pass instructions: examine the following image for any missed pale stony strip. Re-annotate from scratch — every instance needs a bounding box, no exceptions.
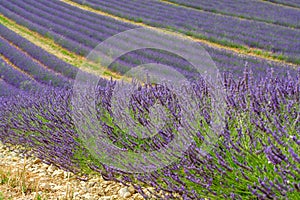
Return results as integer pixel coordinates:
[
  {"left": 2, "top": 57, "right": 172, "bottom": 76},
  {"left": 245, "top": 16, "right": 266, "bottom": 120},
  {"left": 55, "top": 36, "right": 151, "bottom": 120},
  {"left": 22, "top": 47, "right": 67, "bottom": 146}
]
[{"left": 0, "top": 142, "right": 150, "bottom": 200}]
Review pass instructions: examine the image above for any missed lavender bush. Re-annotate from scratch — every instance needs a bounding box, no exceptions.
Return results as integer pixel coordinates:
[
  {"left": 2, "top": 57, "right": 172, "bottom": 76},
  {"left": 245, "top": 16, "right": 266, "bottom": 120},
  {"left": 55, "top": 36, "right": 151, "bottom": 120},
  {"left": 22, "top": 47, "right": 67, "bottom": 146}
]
[{"left": 0, "top": 68, "right": 299, "bottom": 199}]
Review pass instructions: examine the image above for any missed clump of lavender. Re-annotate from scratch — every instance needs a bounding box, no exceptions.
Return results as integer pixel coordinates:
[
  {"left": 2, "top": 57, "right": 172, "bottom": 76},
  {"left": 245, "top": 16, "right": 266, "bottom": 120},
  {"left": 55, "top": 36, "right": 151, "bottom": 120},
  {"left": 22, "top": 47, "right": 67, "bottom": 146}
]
[
  {"left": 0, "top": 86, "right": 90, "bottom": 174},
  {"left": 93, "top": 68, "right": 299, "bottom": 199},
  {"left": 0, "top": 69, "right": 299, "bottom": 199},
  {"left": 128, "top": 68, "right": 299, "bottom": 199}
]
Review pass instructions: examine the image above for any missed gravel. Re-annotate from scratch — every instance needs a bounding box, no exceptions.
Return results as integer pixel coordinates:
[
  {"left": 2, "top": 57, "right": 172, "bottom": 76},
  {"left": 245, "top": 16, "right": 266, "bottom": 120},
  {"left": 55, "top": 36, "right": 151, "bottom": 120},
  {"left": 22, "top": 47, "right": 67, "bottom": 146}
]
[{"left": 0, "top": 142, "right": 151, "bottom": 200}]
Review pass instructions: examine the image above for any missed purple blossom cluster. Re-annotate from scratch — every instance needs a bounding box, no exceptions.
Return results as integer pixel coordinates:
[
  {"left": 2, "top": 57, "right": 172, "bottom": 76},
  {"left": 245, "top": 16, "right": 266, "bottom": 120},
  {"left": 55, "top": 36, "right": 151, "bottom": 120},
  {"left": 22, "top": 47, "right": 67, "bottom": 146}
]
[
  {"left": 165, "top": 0, "right": 300, "bottom": 28},
  {"left": 70, "top": 0, "right": 300, "bottom": 63},
  {"left": 95, "top": 81, "right": 182, "bottom": 153},
  {"left": 0, "top": 69, "right": 299, "bottom": 199},
  {"left": 0, "top": 87, "right": 84, "bottom": 173}
]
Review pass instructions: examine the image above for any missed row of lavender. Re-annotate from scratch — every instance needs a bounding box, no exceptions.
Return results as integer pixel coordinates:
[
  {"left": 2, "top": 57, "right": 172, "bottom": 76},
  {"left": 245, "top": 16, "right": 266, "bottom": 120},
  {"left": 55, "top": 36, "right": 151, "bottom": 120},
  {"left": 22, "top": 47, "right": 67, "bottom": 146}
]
[
  {"left": 0, "top": 68, "right": 299, "bottom": 199},
  {"left": 0, "top": 36, "right": 70, "bottom": 88},
  {"left": 0, "top": 0, "right": 296, "bottom": 78},
  {"left": 0, "top": 0, "right": 135, "bottom": 56},
  {"left": 266, "top": 0, "right": 300, "bottom": 8},
  {"left": 0, "top": 25, "right": 78, "bottom": 80},
  {"left": 0, "top": 78, "right": 23, "bottom": 96},
  {"left": 164, "top": 0, "right": 300, "bottom": 28},
  {"left": 69, "top": 0, "right": 300, "bottom": 64},
  {"left": 0, "top": 24, "right": 80, "bottom": 94},
  {"left": 0, "top": 56, "right": 39, "bottom": 91}
]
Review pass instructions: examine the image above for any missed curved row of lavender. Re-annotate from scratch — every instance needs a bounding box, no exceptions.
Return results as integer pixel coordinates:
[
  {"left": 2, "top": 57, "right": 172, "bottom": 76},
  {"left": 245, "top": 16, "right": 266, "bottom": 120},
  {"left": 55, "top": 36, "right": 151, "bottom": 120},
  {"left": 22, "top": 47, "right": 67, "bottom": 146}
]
[
  {"left": 0, "top": 68, "right": 299, "bottom": 199},
  {"left": 69, "top": 0, "right": 300, "bottom": 64},
  {"left": 0, "top": 36, "right": 70, "bottom": 88},
  {"left": 0, "top": 25, "right": 78, "bottom": 80},
  {"left": 0, "top": 78, "right": 22, "bottom": 96},
  {"left": 0, "top": 57, "right": 41, "bottom": 91},
  {"left": 265, "top": 0, "right": 300, "bottom": 8},
  {"left": 164, "top": 0, "right": 300, "bottom": 28},
  {"left": 0, "top": 25, "right": 76, "bottom": 95},
  {"left": 0, "top": 0, "right": 296, "bottom": 78}
]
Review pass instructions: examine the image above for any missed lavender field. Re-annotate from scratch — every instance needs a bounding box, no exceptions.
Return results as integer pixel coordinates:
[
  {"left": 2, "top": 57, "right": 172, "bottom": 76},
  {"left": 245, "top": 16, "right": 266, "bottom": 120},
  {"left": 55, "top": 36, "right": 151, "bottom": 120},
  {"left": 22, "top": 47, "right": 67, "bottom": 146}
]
[
  {"left": 0, "top": 0, "right": 299, "bottom": 199},
  {"left": 164, "top": 0, "right": 300, "bottom": 28}
]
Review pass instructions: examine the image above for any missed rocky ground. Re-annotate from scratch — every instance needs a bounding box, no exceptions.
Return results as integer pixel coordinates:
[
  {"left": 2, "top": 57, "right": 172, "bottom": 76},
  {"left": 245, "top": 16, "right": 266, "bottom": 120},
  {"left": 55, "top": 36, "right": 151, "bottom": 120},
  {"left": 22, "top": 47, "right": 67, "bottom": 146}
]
[{"left": 0, "top": 142, "right": 171, "bottom": 200}]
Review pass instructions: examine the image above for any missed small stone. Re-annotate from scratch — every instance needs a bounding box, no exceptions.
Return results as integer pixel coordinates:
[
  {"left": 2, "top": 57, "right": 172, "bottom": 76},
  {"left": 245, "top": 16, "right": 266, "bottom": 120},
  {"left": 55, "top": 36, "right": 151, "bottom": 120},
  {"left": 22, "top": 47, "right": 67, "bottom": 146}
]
[
  {"left": 102, "top": 181, "right": 110, "bottom": 186},
  {"left": 52, "top": 185, "right": 63, "bottom": 191},
  {"left": 80, "top": 181, "right": 87, "bottom": 186},
  {"left": 39, "top": 177, "right": 48, "bottom": 182},
  {"left": 41, "top": 163, "right": 49, "bottom": 170},
  {"left": 33, "top": 158, "right": 42, "bottom": 164},
  {"left": 10, "top": 152, "right": 17, "bottom": 157},
  {"left": 133, "top": 193, "right": 144, "bottom": 200},
  {"left": 90, "top": 178, "right": 100, "bottom": 183},
  {"left": 97, "top": 188, "right": 105, "bottom": 196},
  {"left": 99, "top": 196, "right": 111, "bottom": 200},
  {"left": 51, "top": 170, "right": 64, "bottom": 178},
  {"left": 83, "top": 187, "right": 90, "bottom": 193},
  {"left": 64, "top": 171, "right": 72, "bottom": 178},
  {"left": 110, "top": 195, "right": 118, "bottom": 200},
  {"left": 38, "top": 171, "right": 47, "bottom": 176},
  {"left": 79, "top": 189, "right": 87, "bottom": 195},
  {"left": 119, "top": 187, "right": 130, "bottom": 198},
  {"left": 89, "top": 181, "right": 97, "bottom": 187},
  {"left": 123, "top": 192, "right": 132, "bottom": 198},
  {"left": 73, "top": 192, "right": 80, "bottom": 197},
  {"left": 128, "top": 185, "right": 135, "bottom": 193},
  {"left": 82, "top": 193, "right": 92, "bottom": 200},
  {"left": 32, "top": 191, "right": 43, "bottom": 197},
  {"left": 47, "top": 165, "right": 56, "bottom": 173},
  {"left": 39, "top": 182, "right": 50, "bottom": 190},
  {"left": 11, "top": 157, "right": 18, "bottom": 161},
  {"left": 29, "top": 178, "right": 35, "bottom": 183},
  {"left": 114, "top": 186, "right": 120, "bottom": 192},
  {"left": 105, "top": 185, "right": 112, "bottom": 193}
]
